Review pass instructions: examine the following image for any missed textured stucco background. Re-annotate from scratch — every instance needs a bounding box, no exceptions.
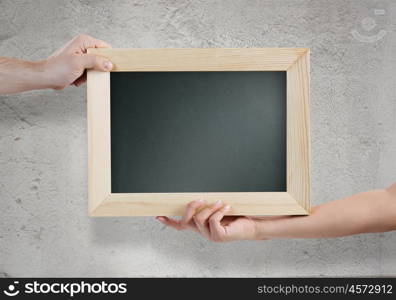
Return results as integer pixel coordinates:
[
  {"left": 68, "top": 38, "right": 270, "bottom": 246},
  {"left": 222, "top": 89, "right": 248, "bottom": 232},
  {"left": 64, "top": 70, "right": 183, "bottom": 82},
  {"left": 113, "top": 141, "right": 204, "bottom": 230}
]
[{"left": 0, "top": 0, "right": 396, "bottom": 277}]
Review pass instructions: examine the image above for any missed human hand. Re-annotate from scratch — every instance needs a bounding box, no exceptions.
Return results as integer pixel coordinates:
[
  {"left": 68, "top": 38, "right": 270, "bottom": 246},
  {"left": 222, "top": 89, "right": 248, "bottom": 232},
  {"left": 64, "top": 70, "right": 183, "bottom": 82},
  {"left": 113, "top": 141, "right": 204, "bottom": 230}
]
[
  {"left": 42, "top": 34, "right": 112, "bottom": 89},
  {"left": 156, "top": 183, "right": 396, "bottom": 242},
  {"left": 0, "top": 34, "right": 112, "bottom": 94},
  {"left": 156, "top": 200, "right": 260, "bottom": 242}
]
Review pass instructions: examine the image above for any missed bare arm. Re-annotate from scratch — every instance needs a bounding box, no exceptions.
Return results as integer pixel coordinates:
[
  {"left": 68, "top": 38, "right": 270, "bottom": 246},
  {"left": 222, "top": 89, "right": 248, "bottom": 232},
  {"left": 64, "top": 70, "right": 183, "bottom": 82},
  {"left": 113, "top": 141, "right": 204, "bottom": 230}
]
[
  {"left": 0, "top": 34, "right": 113, "bottom": 95},
  {"left": 258, "top": 183, "right": 396, "bottom": 239},
  {"left": 157, "top": 183, "right": 396, "bottom": 242},
  {"left": 0, "top": 58, "right": 48, "bottom": 94}
]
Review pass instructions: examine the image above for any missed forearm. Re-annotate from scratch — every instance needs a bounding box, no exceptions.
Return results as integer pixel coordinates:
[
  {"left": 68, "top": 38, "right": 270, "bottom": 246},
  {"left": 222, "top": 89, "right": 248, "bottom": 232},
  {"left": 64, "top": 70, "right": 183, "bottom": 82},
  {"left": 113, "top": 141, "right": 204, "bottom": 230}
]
[
  {"left": 0, "top": 57, "right": 49, "bottom": 94},
  {"left": 256, "top": 184, "right": 396, "bottom": 239}
]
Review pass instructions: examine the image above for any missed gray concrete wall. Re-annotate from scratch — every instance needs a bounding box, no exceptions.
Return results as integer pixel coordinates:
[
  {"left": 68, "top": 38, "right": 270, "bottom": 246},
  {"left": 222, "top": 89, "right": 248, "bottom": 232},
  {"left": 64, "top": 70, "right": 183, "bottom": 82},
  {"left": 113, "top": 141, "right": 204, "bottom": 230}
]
[{"left": 0, "top": 0, "right": 395, "bottom": 277}]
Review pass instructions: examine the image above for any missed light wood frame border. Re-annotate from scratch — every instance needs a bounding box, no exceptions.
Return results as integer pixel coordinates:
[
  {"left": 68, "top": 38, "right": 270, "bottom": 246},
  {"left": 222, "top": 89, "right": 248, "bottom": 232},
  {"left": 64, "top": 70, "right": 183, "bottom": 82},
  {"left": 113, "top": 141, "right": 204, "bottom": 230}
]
[{"left": 87, "top": 48, "right": 310, "bottom": 216}]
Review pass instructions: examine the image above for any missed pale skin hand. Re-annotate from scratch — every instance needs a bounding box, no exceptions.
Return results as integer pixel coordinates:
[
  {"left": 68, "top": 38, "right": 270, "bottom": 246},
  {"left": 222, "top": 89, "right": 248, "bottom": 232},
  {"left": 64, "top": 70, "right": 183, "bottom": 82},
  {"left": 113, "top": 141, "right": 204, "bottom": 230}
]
[
  {"left": 157, "top": 182, "right": 396, "bottom": 242},
  {"left": 3, "top": 36, "right": 394, "bottom": 243},
  {"left": 0, "top": 34, "right": 112, "bottom": 94}
]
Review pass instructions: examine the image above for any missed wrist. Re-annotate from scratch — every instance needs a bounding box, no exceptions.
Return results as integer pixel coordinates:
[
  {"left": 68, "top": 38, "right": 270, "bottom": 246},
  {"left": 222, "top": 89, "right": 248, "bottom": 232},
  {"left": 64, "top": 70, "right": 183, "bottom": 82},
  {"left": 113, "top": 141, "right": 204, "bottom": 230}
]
[
  {"left": 252, "top": 219, "right": 277, "bottom": 240},
  {"left": 30, "top": 59, "right": 54, "bottom": 90}
]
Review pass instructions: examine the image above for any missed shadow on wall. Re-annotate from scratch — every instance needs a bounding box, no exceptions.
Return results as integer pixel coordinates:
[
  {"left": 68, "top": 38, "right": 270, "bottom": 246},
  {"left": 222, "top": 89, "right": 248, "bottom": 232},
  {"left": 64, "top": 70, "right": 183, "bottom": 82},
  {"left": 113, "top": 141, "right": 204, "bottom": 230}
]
[
  {"left": 89, "top": 217, "right": 272, "bottom": 276},
  {"left": 89, "top": 217, "right": 383, "bottom": 276},
  {"left": 0, "top": 90, "right": 387, "bottom": 277}
]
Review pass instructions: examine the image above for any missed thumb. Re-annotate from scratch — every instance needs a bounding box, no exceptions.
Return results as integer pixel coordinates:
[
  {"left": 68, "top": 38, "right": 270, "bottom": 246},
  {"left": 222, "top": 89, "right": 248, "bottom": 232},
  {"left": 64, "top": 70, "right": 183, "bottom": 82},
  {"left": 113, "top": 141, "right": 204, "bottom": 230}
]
[{"left": 78, "top": 54, "right": 113, "bottom": 71}]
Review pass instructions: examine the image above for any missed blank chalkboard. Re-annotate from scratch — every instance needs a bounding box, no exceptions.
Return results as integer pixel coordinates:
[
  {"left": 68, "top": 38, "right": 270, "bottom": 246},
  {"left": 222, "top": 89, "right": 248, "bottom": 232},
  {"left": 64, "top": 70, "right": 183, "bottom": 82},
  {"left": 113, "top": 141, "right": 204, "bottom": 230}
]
[{"left": 110, "top": 71, "right": 286, "bottom": 193}]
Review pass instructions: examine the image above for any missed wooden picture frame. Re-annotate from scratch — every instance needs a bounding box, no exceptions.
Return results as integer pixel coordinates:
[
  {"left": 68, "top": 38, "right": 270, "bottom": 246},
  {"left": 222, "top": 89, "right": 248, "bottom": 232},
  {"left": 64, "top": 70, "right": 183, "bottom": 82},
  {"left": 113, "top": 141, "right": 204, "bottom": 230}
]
[{"left": 87, "top": 48, "right": 310, "bottom": 217}]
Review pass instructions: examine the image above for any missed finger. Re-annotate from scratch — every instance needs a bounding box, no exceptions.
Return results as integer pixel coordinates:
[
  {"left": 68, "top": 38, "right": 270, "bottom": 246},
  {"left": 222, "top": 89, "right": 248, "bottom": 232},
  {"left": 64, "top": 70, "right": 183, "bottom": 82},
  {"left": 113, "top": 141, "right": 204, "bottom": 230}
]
[
  {"left": 209, "top": 205, "right": 231, "bottom": 242},
  {"left": 180, "top": 200, "right": 205, "bottom": 228},
  {"left": 156, "top": 216, "right": 184, "bottom": 230},
  {"left": 78, "top": 53, "right": 113, "bottom": 72},
  {"left": 72, "top": 72, "right": 87, "bottom": 87},
  {"left": 71, "top": 34, "right": 112, "bottom": 53},
  {"left": 193, "top": 200, "right": 223, "bottom": 238},
  {"left": 83, "top": 36, "right": 111, "bottom": 49}
]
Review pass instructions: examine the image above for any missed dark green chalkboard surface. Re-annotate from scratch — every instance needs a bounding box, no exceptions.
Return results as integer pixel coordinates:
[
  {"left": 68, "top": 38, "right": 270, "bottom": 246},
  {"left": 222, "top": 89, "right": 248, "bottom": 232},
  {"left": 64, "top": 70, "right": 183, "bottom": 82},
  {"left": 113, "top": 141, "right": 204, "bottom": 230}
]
[{"left": 110, "top": 71, "right": 286, "bottom": 193}]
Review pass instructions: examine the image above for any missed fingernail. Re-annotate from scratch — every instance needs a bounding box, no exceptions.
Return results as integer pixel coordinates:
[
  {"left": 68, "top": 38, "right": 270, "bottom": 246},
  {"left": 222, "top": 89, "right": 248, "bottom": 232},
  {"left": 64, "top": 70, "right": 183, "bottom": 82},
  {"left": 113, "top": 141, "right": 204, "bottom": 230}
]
[
  {"left": 214, "top": 200, "right": 222, "bottom": 206},
  {"left": 104, "top": 61, "right": 113, "bottom": 70},
  {"left": 224, "top": 205, "right": 231, "bottom": 211}
]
